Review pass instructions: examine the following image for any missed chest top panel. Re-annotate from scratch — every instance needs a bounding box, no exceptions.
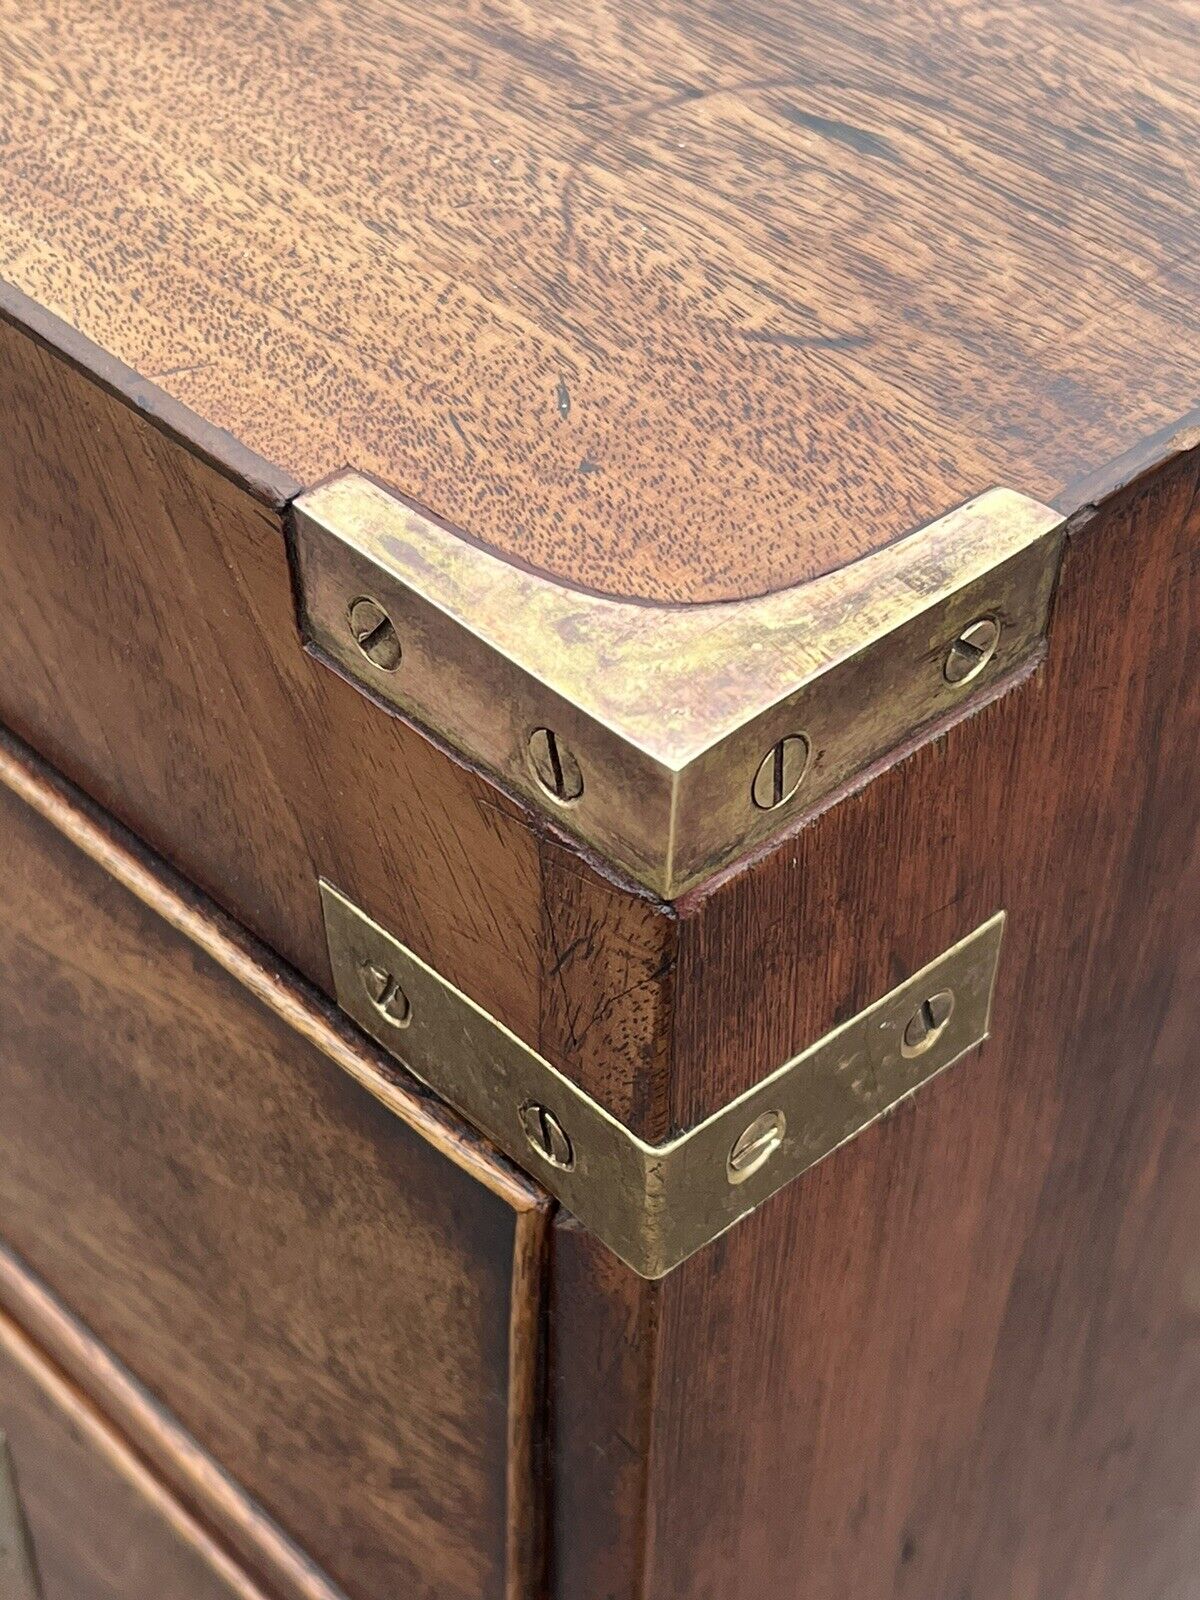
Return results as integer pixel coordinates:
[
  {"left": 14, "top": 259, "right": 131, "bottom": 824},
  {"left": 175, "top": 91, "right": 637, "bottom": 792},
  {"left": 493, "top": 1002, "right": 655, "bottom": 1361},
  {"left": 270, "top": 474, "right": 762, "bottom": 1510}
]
[{"left": 1, "top": 0, "right": 1196, "bottom": 602}]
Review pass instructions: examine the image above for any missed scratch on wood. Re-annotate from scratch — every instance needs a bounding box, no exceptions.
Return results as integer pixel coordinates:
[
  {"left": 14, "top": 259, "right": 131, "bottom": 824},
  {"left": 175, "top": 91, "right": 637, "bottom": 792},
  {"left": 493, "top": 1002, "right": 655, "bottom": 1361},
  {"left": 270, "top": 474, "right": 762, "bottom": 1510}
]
[{"left": 448, "top": 409, "right": 475, "bottom": 457}]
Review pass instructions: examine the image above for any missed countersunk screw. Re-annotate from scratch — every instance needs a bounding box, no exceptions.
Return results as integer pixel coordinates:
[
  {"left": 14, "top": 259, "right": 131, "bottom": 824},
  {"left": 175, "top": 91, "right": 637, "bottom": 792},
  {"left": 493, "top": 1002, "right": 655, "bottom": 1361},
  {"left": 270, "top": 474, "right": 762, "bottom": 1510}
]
[
  {"left": 528, "top": 728, "right": 584, "bottom": 804},
  {"left": 520, "top": 1103, "right": 575, "bottom": 1170},
  {"left": 360, "top": 960, "right": 412, "bottom": 1027},
  {"left": 901, "top": 989, "right": 955, "bottom": 1056},
  {"left": 348, "top": 597, "right": 402, "bottom": 671},
  {"left": 944, "top": 617, "right": 1000, "bottom": 684},
  {"left": 727, "top": 1109, "right": 787, "bottom": 1185},
  {"left": 751, "top": 734, "right": 810, "bottom": 811}
]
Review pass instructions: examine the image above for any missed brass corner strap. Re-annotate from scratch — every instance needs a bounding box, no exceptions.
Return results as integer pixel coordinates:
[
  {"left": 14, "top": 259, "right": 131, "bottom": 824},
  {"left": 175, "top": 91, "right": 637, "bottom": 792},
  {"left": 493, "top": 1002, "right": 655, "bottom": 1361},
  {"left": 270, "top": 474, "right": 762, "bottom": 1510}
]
[
  {"left": 322, "top": 882, "right": 1005, "bottom": 1278},
  {"left": 293, "top": 474, "right": 1063, "bottom": 897}
]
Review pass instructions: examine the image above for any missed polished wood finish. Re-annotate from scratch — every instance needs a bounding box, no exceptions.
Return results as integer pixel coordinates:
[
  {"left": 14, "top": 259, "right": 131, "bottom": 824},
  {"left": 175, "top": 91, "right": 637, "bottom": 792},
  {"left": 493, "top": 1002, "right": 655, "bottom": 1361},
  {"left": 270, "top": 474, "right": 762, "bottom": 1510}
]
[
  {"left": 0, "top": 1309, "right": 270, "bottom": 1600},
  {"left": 0, "top": 305, "right": 674, "bottom": 1133},
  {"left": 549, "top": 1220, "right": 661, "bottom": 1600},
  {"left": 553, "top": 446, "right": 1200, "bottom": 1597},
  {"left": 0, "top": 1244, "right": 342, "bottom": 1600},
  {"left": 2, "top": 4, "right": 1198, "bottom": 1594},
  {"left": 0, "top": 304, "right": 539, "bottom": 1024},
  {"left": 0, "top": 734, "right": 550, "bottom": 1600},
  {"left": 1, "top": 1, "right": 1198, "bottom": 602}
]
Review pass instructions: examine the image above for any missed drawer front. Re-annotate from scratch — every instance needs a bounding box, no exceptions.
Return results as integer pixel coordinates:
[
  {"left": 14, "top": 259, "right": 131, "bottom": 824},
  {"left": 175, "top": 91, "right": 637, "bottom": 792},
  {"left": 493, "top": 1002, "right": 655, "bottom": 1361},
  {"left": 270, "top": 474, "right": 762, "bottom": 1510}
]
[
  {"left": 0, "top": 1311, "right": 266, "bottom": 1600},
  {"left": 0, "top": 734, "right": 548, "bottom": 1600}
]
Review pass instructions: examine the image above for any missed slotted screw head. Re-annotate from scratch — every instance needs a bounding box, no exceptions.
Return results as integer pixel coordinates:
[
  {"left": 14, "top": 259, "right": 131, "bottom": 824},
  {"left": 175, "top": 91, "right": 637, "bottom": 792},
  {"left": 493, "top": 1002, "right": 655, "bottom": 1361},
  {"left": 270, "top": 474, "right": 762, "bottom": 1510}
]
[
  {"left": 727, "top": 1109, "right": 787, "bottom": 1185},
  {"left": 901, "top": 989, "right": 955, "bottom": 1056},
  {"left": 527, "top": 728, "right": 584, "bottom": 803},
  {"left": 360, "top": 960, "right": 412, "bottom": 1026},
  {"left": 519, "top": 1103, "right": 575, "bottom": 1169},
  {"left": 944, "top": 617, "right": 1000, "bottom": 684},
  {"left": 751, "top": 734, "right": 810, "bottom": 811},
  {"left": 348, "top": 597, "right": 402, "bottom": 671}
]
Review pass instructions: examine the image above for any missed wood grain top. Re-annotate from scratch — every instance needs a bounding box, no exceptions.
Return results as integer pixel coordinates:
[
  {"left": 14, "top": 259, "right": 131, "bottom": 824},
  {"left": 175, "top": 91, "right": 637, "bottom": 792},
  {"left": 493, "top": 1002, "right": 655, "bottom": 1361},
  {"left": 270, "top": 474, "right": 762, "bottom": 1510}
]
[{"left": 1, "top": 0, "right": 1197, "bottom": 602}]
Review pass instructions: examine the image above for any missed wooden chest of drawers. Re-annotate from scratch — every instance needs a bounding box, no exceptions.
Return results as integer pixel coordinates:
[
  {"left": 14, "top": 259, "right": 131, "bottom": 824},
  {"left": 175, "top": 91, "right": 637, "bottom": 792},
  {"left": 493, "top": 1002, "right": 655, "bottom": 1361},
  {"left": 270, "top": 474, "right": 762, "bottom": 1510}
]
[{"left": 0, "top": 3, "right": 1197, "bottom": 1596}]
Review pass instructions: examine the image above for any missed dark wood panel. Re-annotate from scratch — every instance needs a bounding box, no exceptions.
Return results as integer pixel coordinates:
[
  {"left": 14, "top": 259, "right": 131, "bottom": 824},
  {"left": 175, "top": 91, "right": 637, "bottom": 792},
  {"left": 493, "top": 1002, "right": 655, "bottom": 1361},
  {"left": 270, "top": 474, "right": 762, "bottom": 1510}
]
[
  {"left": 550, "top": 448, "right": 1200, "bottom": 1595},
  {"left": 0, "top": 738, "right": 550, "bottom": 1600},
  {"left": 537, "top": 834, "right": 677, "bottom": 1139},
  {"left": 0, "top": 1311, "right": 270, "bottom": 1600},
  {"left": 0, "top": 307, "right": 543, "bottom": 1031},
  {"left": 0, "top": 1242, "right": 344, "bottom": 1600},
  {"left": 2, "top": 1, "right": 1198, "bottom": 602},
  {"left": 0, "top": 310, "right": 676, "bottom": 1127},
  {"left": 632, "top": 448, "right": 1200, "bottom": 1594},
  {"left": 548, "top": 1219, "right": 661, "bottom": 1600}
]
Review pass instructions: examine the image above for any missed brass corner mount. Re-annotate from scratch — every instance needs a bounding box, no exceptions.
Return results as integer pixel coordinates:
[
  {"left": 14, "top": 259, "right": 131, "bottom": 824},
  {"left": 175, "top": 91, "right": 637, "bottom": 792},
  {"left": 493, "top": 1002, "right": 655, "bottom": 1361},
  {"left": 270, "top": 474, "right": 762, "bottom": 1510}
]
[
  {"left": 292, "top": 474, "right": 1064, "bottom": 897},
  {"left": 323, "top": 882, "right": 1005, "bottom": 1278}
]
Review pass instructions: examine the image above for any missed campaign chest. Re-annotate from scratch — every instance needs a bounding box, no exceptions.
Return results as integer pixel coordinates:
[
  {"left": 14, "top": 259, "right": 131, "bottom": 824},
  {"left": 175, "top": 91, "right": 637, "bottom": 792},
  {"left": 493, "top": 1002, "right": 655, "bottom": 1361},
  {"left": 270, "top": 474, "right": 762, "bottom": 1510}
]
[{"left": 1, "top": 2, "right": 1198, "bottom": 1596}]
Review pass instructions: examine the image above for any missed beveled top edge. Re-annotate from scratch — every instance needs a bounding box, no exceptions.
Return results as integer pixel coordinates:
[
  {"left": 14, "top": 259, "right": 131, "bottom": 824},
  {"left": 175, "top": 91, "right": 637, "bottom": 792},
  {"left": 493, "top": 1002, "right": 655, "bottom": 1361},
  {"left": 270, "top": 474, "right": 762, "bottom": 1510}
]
[{"left": 0, "top": 279, "right": 300, "bottom": 511}]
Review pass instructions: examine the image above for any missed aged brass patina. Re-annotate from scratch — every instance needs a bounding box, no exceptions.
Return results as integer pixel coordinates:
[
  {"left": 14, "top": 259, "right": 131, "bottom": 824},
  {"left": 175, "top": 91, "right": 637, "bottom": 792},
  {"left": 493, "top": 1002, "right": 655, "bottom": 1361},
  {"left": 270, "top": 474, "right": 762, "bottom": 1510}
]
[
  {"left": 293, "top": 475, "right": 1062, "bottom": 896},
  {"left": 322, "top": 882, "right": 1005, "bottom": 1278}
]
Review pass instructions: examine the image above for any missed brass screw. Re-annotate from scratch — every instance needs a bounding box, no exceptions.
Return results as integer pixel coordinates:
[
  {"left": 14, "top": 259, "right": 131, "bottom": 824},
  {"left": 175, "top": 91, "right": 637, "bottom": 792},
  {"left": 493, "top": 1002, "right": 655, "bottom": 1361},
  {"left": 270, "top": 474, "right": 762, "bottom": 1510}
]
[
  {"left": 519, "top": 1103, "right": 575, "bottom": 1169},
  {"left": 901, "top": 990, "right": 954, "bottom": 1056},
  {"left": 360, "top": 960, "right": 412, "bottom": 1027},
  {"left": 751, "top": 734, "right": 810, "bottom": 811},
  {"left": 528, "top": 728, "right": 584, "bottom": 804},
  {"left": 727, "top": 1109, "right": 787, "bottom": 1185},
  {"left": 348, "top": 597, "right": 402, "bottom": 671},
  {"left": 944, "top": 617, "right": 1000, "bottom": 684}
]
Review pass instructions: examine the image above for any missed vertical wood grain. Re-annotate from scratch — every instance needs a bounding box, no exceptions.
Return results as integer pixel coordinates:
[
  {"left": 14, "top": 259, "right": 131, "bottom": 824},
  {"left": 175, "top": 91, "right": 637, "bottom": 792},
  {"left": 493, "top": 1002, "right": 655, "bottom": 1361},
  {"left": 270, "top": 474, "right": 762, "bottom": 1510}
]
[
  {"left": 640, "top": 448, "right": 1200, "bottom": 1597},
  {"left": 549, "top": 1219, "right": 662, "bottom": 1600},
  {"left": 551, "top": 449, "right": 1200, "bottom": 1598}
]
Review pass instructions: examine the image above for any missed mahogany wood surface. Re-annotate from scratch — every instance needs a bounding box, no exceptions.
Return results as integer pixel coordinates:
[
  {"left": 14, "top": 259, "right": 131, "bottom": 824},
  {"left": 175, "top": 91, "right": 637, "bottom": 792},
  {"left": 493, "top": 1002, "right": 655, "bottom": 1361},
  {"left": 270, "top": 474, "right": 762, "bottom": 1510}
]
[
  {"left": 0, "top": 304, "right": 677, "bottom": 1135},
  {"left": 1, "top": 0, "right": 1199, "bottom": 602},
  {"left": 0, "top": 1310, "right": 270, "bottom": 1600},
  {"left": 1, "top": 4, "right": 1199, "bottom": 1593},
  {"left": 552, "top": 446, "right": 1200, "bottom": 1596},
  {"left": 0, "top": 1241, "right": 346, "bottom": 1600},
  {"left": 0, "top": 741, "right": 551, "bottom": 1600}
]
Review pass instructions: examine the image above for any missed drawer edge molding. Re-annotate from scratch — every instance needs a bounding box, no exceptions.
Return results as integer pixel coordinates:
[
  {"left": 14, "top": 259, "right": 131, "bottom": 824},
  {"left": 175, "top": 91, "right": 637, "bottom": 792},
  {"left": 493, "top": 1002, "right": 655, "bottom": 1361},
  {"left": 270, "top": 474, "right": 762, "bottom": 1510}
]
[
  {"left": 0, "top": 728, "right": 540, "bottom": 1215},
  {"left": 0, "top": 1265, "right": 299, "bottom": 1600},
  {"left": 0, "top": 724, "right": 552, "bottom": 1600}
]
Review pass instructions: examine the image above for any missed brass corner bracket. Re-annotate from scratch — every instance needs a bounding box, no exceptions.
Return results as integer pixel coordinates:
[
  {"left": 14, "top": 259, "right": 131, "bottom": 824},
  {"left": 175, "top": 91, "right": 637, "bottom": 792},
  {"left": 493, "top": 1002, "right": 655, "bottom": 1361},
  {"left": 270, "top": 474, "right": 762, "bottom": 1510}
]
[
  {"left": 322, "top": 882, "right": 1005, "bottom": 1278},
  {"left": 293, "top": 474, "right": 1063, "bottom": 897}
]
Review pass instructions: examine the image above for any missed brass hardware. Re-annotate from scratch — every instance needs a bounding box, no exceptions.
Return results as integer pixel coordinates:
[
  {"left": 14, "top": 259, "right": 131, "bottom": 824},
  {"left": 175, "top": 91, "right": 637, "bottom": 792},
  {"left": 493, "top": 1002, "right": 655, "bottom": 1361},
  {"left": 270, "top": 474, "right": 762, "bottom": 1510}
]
[
  {"left": 0, "top": 1435, "right": 41, "bottom": 1600},
  {"left": 944, "top": 617, "right": 1001, "bottom": 684},
  {"left": 728, "top": 1110, "right": 787, "bottom": 1184},
  {"left": 520, "top": 1103, "right": 575, "bottom": 1169},
  {"left": 902, "top": 990, "right": 955, "bottom": 1056},
  {"left": 322, "top": 882, "right": 1005, "bottom": 1278},
  {"left": 294, "top": 476, "right": 1063, "bottom": 896},
  {"left": 347, "top": 596, "right": 402, "bottom": 671},
  {"left": 751, "top": 736, "right": 809, "bottom": 811},
  {"left": 527, "top": 728, "right": 584, "bottom": 804},
  {"left": 360, "top": 960, "right": 411, "bottom": 1026}
]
